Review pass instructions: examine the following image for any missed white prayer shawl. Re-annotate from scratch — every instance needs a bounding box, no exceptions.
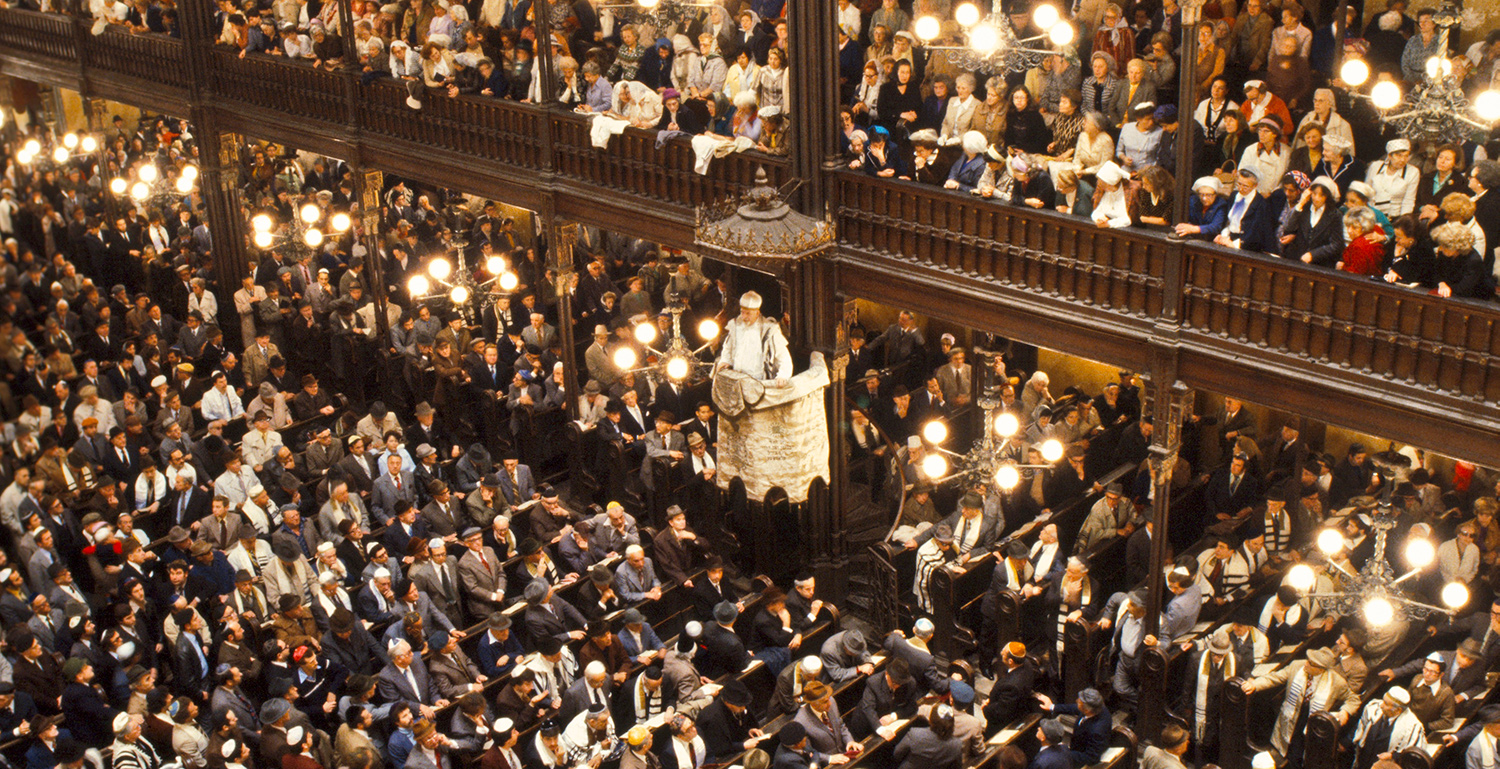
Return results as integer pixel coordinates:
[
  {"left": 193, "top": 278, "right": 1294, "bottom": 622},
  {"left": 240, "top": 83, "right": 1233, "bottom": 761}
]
[
  {"left": 1274, "top": 668, "right": 1334, "bottom": 753},
  {"left": 1002, "top": 558, "right": 1028, "bottom": 591},
  {"left": 1231, "top": 626, "right": 1271, "bottom": 664},
  {"left": 633, "top": 674, "right": 664, "bottom": 724},
  {"left": 589, "top": 114, "right": 631, "bottom": 148},
  {"left": 1258, "top": 599, "right": 1302, "bottom": 646},
  {"left": 1352, "top": 700, "right": 1425, "bottom": 753},
  {"left": 1055, "top": 575, "right": 1092, "bottom": 657},
  {"left": 1030, "top": 541, "right": 1058, "bottom": 579},
  {"left": 1194, "top": 651, "right": 1235, "bottom": 740}
]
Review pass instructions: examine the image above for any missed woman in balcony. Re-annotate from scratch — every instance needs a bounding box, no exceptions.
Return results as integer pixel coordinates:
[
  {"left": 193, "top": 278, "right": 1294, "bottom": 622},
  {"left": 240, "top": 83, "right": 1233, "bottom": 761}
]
[
  {"left": 1337, "top": 208, "right": 1386, "bottom": 277},
  {"left": 856, "top": 126, "right": 905, "bottom": 179},
  {"left": 1073, "top": 110, "right": 1114, "bottom": 178},
  {"left": 1175, "top": 177, "right": 1231, "bottom": 241},
  {"left": 943, "top": 131, "right": 991, "bottom": 194},
  {"left": 754, "top": 47, "right": 788, "bottom": 114},
  {"left": 1003, "top": 86, "right": 1051, "bottom": 156},
  {"left": 1384, "top": 216, "right": 1435, "bottom": 287},
  {"left": 607, "top": 25, "right": 645, "bottom": 83},
  {"left": 850, "top": 62, "right": 881, "bottom": 125},
  {"left": 729, "top": 91, "right": 762, "bottom": 142},
  {"left": 1135, "top": 165, "right": 1175, "bottom": 229},
  {"left": 905, "top": 129, "right": 952, "bottom": 186},
  {"left": 1091, "top": 4, "right": 1134, "bottom": 76},
  {"left": 971, "top": 76, "right": 1009, "bottom": 149},
  {"left": 1055, "top": 168, "right": 1094, "bottom": 218},
  {"left": 877, "top": 59, "right": 922, "bottom": 139},
  {"left": 1238, "top": 116, "right": 1289, "bottom": 196},
  {"left": 1046, "top": 91, "right": 1084, "bottom": 162},
  {"left": 1416, "top": 145, "right": 1468, "bottom": 225},
  {"left": 1091, "top": 162, "right": 1136, "bottom": 228},
  {"left": 1008, "top": 155, "right": 1056, "bottom": 210},
  {"left": 1285, "top": 122, "right": 1325, "bottom": 181},
  {"left": 1287, "top": 176, "right": 1345, "bottom": 267},
  {"left": 607, "top": 80, "right": 664, "bottom": 128},
  {"left": 1080, "top": 52, "right": 1119, "bottom": 119},
  {"left": 420, "top": 40, "right": 456, "bottom": 91},
  {"left": 1429, "top": 222, "right": 1491, "bottom": 299}
]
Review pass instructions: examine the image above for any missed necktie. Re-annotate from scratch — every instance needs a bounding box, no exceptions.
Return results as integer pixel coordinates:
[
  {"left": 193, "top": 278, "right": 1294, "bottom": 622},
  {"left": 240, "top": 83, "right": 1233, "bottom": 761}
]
[
  {"left": 1230, "top": 194, "right": 1249, "bottom": 225},
  {"left": 956, "top": 518, "right": 969, "bottom": 553},
  {"left": 441, "top": 565, "right": 454, "bottom": 600},
  {"left": 1229, "top": 475, "right": 1240, "bottom": 495},
  {"left": 395, "top": 477, "right": 402, "bottom": 492},
  {"left": 177, "top": 490, "right": 189, "bottom": 526}
]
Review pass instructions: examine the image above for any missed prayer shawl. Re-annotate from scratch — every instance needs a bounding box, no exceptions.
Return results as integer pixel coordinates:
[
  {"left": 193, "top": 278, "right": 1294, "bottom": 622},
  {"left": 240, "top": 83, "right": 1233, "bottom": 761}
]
[
  {"left": 1031, "top": 541, "right": 1059, "bottom": 579},
  {"left": 1274, "top": 668, "right": 1334, "bottom": 754},
  {"left": 1352, "top": 699, "right": 1424, "bottom": 753},
  {"left": 1056, "top": 576, "right": 1092, "bottom": 657},
  {"left": 1194, "top": 651, "right": 1235, "bottom": 740},
  {"left": 633, "top": 673, "right": 665, "bottom": 724}
]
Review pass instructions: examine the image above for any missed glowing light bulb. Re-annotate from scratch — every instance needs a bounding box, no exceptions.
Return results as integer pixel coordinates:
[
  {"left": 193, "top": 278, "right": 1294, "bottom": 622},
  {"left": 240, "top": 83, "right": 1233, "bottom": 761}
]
[
  {"left": 1317, "top": 528, "right": 1344, "bottom": 555},
  {"left": 914, "top": 15, "right": 941, "bottom": 40},
  {"left": 1364, "top": 596, "right": 1395, "bottom": 627},
  {"left": 666, "top": 357, "right": 689, "bottom": 380},
  {"left": 995, "top": 464, "right": 1020, "bottom": 490},
  {"left": 1040, "top": 439, "right": 1064, "bottom": 463},
  {"left": 63, "top": 132, "right": 78, "bottom": 149},
  {"left": 969, "top": 23, "right": 999, "bottom": 52},
  {"left": 329, "top": 213, "right": 351, "bottom": 232},
  {"left": 1474, "top": 90, "right": 1500, "bottom": 122},
  {"left": 634, "top": 323, "right": 657, "bottom": 345},
  {"left": 299, "top": 203, "right": 320, "bottom": 224},
  {"left": 1032, "top": 4, "right": 1059, "bottom": 29},
  {"left": 253, "top": 230, "right": 275, "bottom": 249},
  {"left": 16, "top": 148, "right": 32, "bottom": 165},
  {"left": 181, "top": 164, "right": 198, "bottom": 180},
  {"left": 499, "top": 273, "right": 518, "bottom": 291},
  {"left": 450, "top": 285, "right": 470, "bottom": 304},
  {"left": 130, "top": 182, "right": 149, "bottom": 201},
  {"left": 954, "top": 2, "right": 980, "bottom": 25},
  {"left": 137, "top": 164, "right": 157, "bottom": 183},
  {"left": 428, "top": 258, "right": 452, "bottom": 281},
  {"left": 175, "top": 176, "right": 193, "bottom": 194},
  {"left": 921, "top": 453, "right": 948, "bottom": 479},
  {"left": 408, "top": 275, "right": 430, "bottom": 297},
  {"left": 1405, "top": 538, "right": 1436, "bottom": 569},
  {"left": 1048, "top": 22, "right": 1075, "bottom": 45},
  {"left": 1340, "top": 59, "right": 1370, "bottom": 86},
  {"left": 1443, "top": 582, "right": 1470, "bottom": 609},
  {"left": 53, "top": 147, "right": 69, "bottom": 164},
  {"left": 80, "top": 136, "right": 97, "bottom": 152},
  {"left": 110, "top": 177, "right": 128, "bottom": 195},
  {"left": 252, "top": 214, "right": 273, "bottom": 233},
  {"left": 303, "top": 228, "right": 324, "bottom": 247},
  {"left": 922, "top": 420, "right": 948, "bottom": 445},
  {"left": 486, "top": 256, "right": 504, "bottom": 275},
  {"left": 1426, "top": 56, "right": 1441, "bottom": 79},
  {"left": 638, "top": 0, "right": 658, "bottom": 7},
  {"left": 994, "top": 412, "right": 1019, "bottom": 438},
  {"left": 1371, "top": 81, "right": 1402, "bottom": 110},
  {"left": 613, "top": 347, "right": 638, "bottom": 370},
  {"left": 697, "top": 319, "right": 720, "bottom": 341},
  {"left": 1286, "top": 563, "right": 1315, "bottom": 591},
  {"left": 22, "top": 139, "right": 40, "bottom": 156}
]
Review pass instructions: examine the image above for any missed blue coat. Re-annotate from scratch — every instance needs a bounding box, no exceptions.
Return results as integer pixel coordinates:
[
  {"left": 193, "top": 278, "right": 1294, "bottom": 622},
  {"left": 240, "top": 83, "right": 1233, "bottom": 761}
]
[
  {"left": 617, "top": 622, "right": 664, "bottom": 658},
  {"left": 476, "top": 629, "right": 527, "bottom": 678},
  {"left": 1051, "top": 704, "right": 1111, "bottom": 766},
  {"left": 61, "top": 682, "right": 118, "bottom": 747},
  {"left": 946, "top": 155, "right": 988, "bottom": 193},
  {"left": 1029, "top": 744, "right": 1076, "bottom": 769},
  {"left": 1185, "top": 196, "right": 1230, "bottom": 240}
]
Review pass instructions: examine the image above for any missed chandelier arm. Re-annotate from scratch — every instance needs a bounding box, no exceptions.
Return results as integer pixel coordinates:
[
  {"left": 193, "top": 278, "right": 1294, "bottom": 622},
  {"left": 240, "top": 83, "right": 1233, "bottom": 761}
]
[
  {"left": 1323, "top": 558, "right": 1361, "bottom": 582},
  {"left": 1389, "top": 567, "right": 1431, "bottom": 586}
]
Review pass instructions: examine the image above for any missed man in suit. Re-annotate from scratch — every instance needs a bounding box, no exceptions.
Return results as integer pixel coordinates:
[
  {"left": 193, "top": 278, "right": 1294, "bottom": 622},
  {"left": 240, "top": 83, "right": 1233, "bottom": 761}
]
[
  {"left": 792, "top": 680, "right": 859, "bottom": 757},
  {"left": 935, "top": 348, "right": 973, "bottom": 407},
  {"left": 196, "top": 493, "right": 242, "bottom": 550},
  {"left": 1215, "top": 169, "right": 1275, "bottom": 252},
  {"left": 427, "top": 631, "right": 487, "bottom": 701},
  {"left": 377, "top": 639, "right": 443, "bottom": 709},
  {"left": 1241, "top": 647, "right": 1360, "bottom": 763},
  {"left": 521, "top": 579, "right": 587, "bottom": 648},
  {"left": 849, "top": 657, "right": 919, "bottom": 739},
  {"left": 1203, "top": 453, "right": 1261, "bottom": 524},
  {"left": 242, "top": 329, "right": 281, "bottom": 388},
  {"left": 371, "top": 454, "right": 418, "bottom": 525},
  {"left": 559, "top": 661, "right": 612, "bottom": 725},
  {"left": 1214, "top": 396, "right": 1257, "bottom": 461},
  {"left": 1380, "top": 638, "right": 1487, "bottom": 719},
  {"left": 984, "top": 641, "right": 1039, "bottom": 727},
  {"left": 420, "top": 481, "right": 464, "bottom": 540},
  {"left": 1263, "top": 418, "right": 1309, "bottom": 487},
  {"left": 335, "top": 436, "right": 379, "bottom": 498},
  {"left": 642, "top": 411, "right": 687, "bottom": 492},
  {"left": 865, "top": 311, "right": 925, "bottom": 379},
  {"left": 1031, "top": 719, "right": 1074, "bottom": 769},
  {"left": 458, "top": 527, "right": 506, "bottom": 619},
  {"left": 1037, "top": 687, "right": 1112, "bottom": 765},
  {"left": 476, "top": 613, "right": 527, "bottom": 679},
  {"left": 496, "top": 456, "right": 536, "bottom": 508},
  {"left": 697, "top": 601, "right": 752, "bottom": 679},
  {"left": 907, "top": 492, "right": 1000, "bottom": 563},
  {"left": 173, "top": 609, "right": 212, "bottom": 697},
  {"left": 411, "top": 538, "right": 465, "bottom": 628}
]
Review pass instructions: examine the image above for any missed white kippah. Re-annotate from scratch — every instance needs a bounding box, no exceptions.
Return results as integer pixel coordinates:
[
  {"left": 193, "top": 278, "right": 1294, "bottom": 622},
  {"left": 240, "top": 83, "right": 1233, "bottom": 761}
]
[
  {"left": 738, "top": 291, "right": 762, "bottom": 309},
  {"left": 373, "top": 567, "right": 391, "bottom": 579}
]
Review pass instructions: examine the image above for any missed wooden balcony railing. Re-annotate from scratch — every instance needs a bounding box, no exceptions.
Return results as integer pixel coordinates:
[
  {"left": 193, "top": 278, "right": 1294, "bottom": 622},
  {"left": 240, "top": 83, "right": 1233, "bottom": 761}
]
[
  {"left": 0, "top": 7, "right": 76, "bottom": 62},
  {"left": 358, "top": 79, "right": 545, "bottom": 169},
  {"left": 210, "top": 48, "right": 350, "bottom": 124},
  {"left": 837, "top": 170, "right": 1167, "bottom": 319},
  {"left": 84, "top": 28, "right": 188, "bottom": 88}
]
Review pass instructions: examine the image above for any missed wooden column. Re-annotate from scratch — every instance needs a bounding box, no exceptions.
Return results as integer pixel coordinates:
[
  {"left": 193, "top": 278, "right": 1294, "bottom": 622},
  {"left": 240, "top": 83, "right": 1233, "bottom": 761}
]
[
  {"left": 1143, "top": 378, "right": 1191, "bottom": 637},
  {"left": 786, "top": 255, "right": 850, "bottom": 589},
  {"left": 785, "top": 0, "right": 840, "bottom": 212},
  {"left": 357, "top": 168, "right": 390, "bottom": 342},
  {"left": 194, "top": 117, "right": 252, "bottom": 287},
  {"left": 1172, "top": 0, "right": 1204, "bottom": 226},
  {"left": 549, "top": 218, "right": 581, "bottom": 420},
  {"left": 533, "top": 0, "right": 558, "bottom": 104}
]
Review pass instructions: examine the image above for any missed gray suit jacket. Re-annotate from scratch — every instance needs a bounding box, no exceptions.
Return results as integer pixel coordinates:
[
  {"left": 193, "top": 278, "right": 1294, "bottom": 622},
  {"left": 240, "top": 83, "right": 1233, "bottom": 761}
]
[
  {"left": 641, "top": 430, "right": 686, "bottom": 489},
  {"left": 793, "top": 703, "right": 853, "bottom": 756},
  {"left": 457, "top": 547, "right": 506, "bottom": 613},
  {"left": 376, "top": 656, "right": 436, "bottom": 705},
  {"left": 371, "top": 471, "right": 417, "bottom": 524}
]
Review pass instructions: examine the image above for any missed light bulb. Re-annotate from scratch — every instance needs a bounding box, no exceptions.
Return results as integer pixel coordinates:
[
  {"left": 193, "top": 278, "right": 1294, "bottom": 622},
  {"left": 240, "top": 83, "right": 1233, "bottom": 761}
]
[
  {"left": 16, "top": 148, "right": 32, "bottom": 165},
  {"left": 994, "top": 412, "right": 1019, "bottom": 437},
  {"left": 666, "top": 357, "right": 689, "bottom": 380},
  {"left": 80, "top": 136, "right": 97, "bottom": 153},
  {"left": 252, "top": 213, "right": 273, "bottom": 233},
  {"left": 53, "top": 147, "right": 69, "bottom": 164},
  {"left": 1426, "top": 55, "right": 1441, "bottom": 79},
  {"left": 408, "top": 274, "right": 430, "bottom": 297},
  {"left": 639, "top": 0, "right": 658, "bottom": 7},
  {"left": 1440, "top": 57, "right": 1452, "bottom": 77},
  {"left": 499, "top": 273, "right": 518, "bottom": 291},
  {"left": 130, "top": 182, "right": 149, "bottom": 201},
  {"left": 697, "top": 319, "right": 720, "bottom": 341},
  {"left": 1048, "top": 22, "right": 1075, "bottom": 45},
  {"left": 1474, "top": 90, "right": 1500, "bottom": 122},
  {"left": 330, "top": 212, "right": 351, "bottom": 232},
  {"left": 176, "top": 176, "right": 194, "bottom": 193},
  {"left": 1040, "top": 439, "right": 1064, "bottom": 463},
  {"left": 486, "top": 256, "right": 504, "bottom": 275},
  {"left": 1032, "top": 4, "right": 1059, "bottom": 29},
  {"left": 1364, "top": 596, "right": 1395, "bottom": 627},
  {"left": 181, "top": 164, "right": 198, "bottom": 180},
  {"left": 954, "top": 2, "right": 980, "bottom": 26},
  {"left": 299, "top": 203, "right": 320, "bottom": 224},
  {"left": 22, "top": 139, "right": 40, "bottom": 156},
  {"left": 1286, "top": 563, "right": 1315, "bottom": 592},
  {"left": 969, "top": 23, "right": 999, "bottom": 52},
  {"left": 634, "top": 323, "right": 657, "bottom": 345},
  {"left": 1405, "top": 538, "right": 1436, "bottom": 569},
  {"left": 613, "top": 347, "right": 638, "bottom": 370},
  {"left": 137, "top": 164, "right": 157, "bottom": 183},
  {"left": 1317, "top": 528, "right": 1344, "bottom": 555},
  {"left": 450, "top": 285, "right": 470, "bottom": 304},
  {"left": 995, "top": 464, "right": 1020, "bottom": 490},
  {"left": 914, "top": 15, "right": 941, "bottom": 40},
  {"left": 428, "top": 258, "right": 452, "bottom": 280},
  {"left": 110, "top": 177, "right": 128, "bottom": 195},
  {"left": 1443, "top": 582, "right": 1470, "bottom": 609},
  {"left": 1371, "top": 81, "right": 1402, "bottom": 110},
  {"left": 1340, "top": 58, "right": 1370, "bottom": 86},
  {"left": 63, "top": 132, "right": 78, "bottom": 149},
  {"left": 922, "top": 420, "right": 948, "bottom": 445},
  {"left": 921, "top": 453, "right": 948, "bottom": 479},
  {"left": 253, "top": 230, "right": 274, "bottom": 249},
  {"left": 303, "top": 228, "right": 324, "bottom": 247}
]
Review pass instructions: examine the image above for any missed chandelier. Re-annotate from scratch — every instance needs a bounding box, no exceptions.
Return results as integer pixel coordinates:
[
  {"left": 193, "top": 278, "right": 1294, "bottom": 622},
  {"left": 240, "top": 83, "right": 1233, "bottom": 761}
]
[
  {"left": 915, "top": 356, "right": 1064, "bottom": 491},
  {"left": 1286, "top": 449, "right": 1469, "bottom": 626},
  {"left": 613, "top": 297, "right": 721, "bottom": 385},
  {"left": 16, "top": 131, "right": 100, "bottom": 167},
  {"left": 250, "top": 202, "right": 351, "bottom": 259},
  {"left": 598, "top": 0, "right": 716, "bottom": 31},
  {"left": 407, "top": 226, "right": 519, "bottom": 321},
  {"left": 110, "top": 159, "right": 199, "bottom": 206},
  {"left": 916, "top": 3, "right": 1075, "bottom": 74},
  {"left": 1338, "top": 3, "right": 1500, "bottom": 143}
]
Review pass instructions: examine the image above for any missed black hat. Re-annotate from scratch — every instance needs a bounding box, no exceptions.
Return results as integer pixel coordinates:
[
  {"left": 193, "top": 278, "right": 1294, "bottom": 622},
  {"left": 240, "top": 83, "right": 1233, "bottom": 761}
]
[
  {"left": 722, "top": 680, "right": 752, "bottom": 707},
  {"left": 777, "top": 722, "right": 807, "bottom": 746}
]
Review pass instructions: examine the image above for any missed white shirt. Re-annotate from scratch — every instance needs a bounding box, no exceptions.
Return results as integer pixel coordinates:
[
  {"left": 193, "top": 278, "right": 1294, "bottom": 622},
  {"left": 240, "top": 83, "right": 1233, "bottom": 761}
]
[{"left": 719, "top": 316, "right": 792, "bottom": 381}]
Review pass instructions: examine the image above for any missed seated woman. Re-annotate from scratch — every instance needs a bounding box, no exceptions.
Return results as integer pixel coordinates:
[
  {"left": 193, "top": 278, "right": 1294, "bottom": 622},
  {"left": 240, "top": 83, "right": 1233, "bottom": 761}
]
[
  {"left": 1008, "top": 154, "right": 1056, "bottom": 209},
  {"left": 1344, "top": 181, "right": 1392, "bottom": 234},
  {"left": 1091, "top": 162, "right": 1135, "bottom": 228},
  {"left": 904, "top": 129, "right": 951, "bottom": 185},
  {"left": 1046, "top": 90, "right": 1084, "bottom": 162},
  {"left": 1174, "top": 176, "right": 1230, "bottom": 240},
  {"left": 1384, "top": 216, "right": 1435, "bottom": 287},
  {"left": 854, "top": 125, "right": 907, "bottom": 178},
  {"left": 1135, "top": 165, "right": 1175, "bottom": 229},
  {"left": 1416, "top": 144, "right": 1468, "bottom": 225},
  {"left": 606, "top": 80, "right": 663, "bottom": 128},
  {"left": 1054, "top": 167, "right": 1094, "bottom": 218},
  {"left": 943, "top": 131, "right": 991, "bottom": 194},
  {"left": 1073, "top": 110, "right": 1115, "bottom": 177},
  {"left": 655, "top": 88, "right": 705, "bottom": 134},
  {"left": 1338, "top": 207, "right": 1386, "bottom": 277},
  {"left": 1429, "top": 221, "right": 1492, "bottom": 300}
]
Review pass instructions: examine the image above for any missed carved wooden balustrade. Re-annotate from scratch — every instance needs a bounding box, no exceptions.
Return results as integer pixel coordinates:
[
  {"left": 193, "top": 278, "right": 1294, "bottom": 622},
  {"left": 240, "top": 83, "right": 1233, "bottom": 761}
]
[
  {"left": 0, "top": 8, "right": 75, "bottom": 63},
  {"left": 84, "top": 28, "right": 188, "bottom": 89}
]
